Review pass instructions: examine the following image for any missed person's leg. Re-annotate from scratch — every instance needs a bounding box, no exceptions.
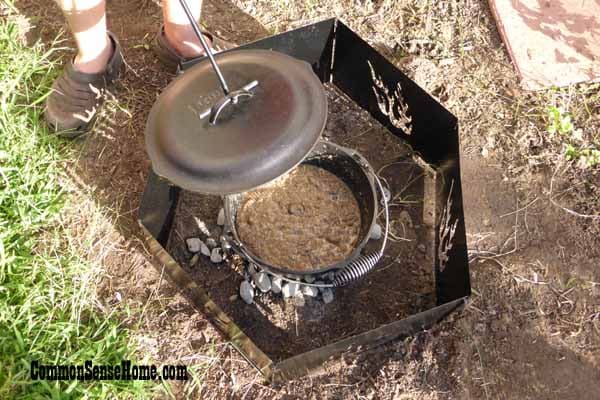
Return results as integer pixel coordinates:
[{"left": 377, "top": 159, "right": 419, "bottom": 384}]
[
  {"left": 162, "top": 0, "right": 209, "bottom": 58},
  {"left": 45, "top": 0, "right": 124, "bottom": 136},
  {"left": 55, "top": 0, "right": 112, "bottom": 73}
]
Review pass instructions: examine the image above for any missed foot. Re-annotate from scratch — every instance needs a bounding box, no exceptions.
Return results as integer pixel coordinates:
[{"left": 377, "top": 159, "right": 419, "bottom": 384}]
[
  {"left": 44, "top": 32, "right": 124, "bottom": 138},
  {"left": 164, "top": 24, "right": 213, "bottom": 59},
  {"left": 153, "top": 24, "right": 234, "bottom": 71}
]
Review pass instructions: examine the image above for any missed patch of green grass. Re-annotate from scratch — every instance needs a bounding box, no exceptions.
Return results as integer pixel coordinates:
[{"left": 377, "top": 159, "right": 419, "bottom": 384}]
[
  {"left": 0, "top": 17, "right": 155, "bottom": 399},
  {"left": 546, "top": 105, "right": 574, "bottom": 136},
  {"left": 546, "top": 104, "right": 600, "bottom": 169}
]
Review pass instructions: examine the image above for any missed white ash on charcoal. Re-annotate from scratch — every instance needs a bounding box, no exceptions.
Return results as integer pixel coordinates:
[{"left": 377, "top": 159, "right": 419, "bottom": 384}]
[
  {"left": 239, "top": 280, "right": 254, "bottom": 304},
  {"left": 186, "top": 237, "right": 203, "bottom": 253},
  {"left": 302, "top": 285, "right": 319, "bottom": 297},
  {"left": 254, "top": 272, "right": 271, "bottom": 293},
  {"left": 210, "top": 247, "right": 223, "bottom": 263},
  {"left": 237, "top": 261, "right": 334, "bottom": 304},
  {"left": 282, "top": 281, "right": 300, "bottom": 298},
  {"left": 321, "top": 288, "right": 334, "bottom": 304},
  {"left": 271, "top": 276, "right": 282, "bottom": 293},
  {"left": 200, "top": 241, "right": 211, "bottom": 257},
  {"left": 217, "top": 208, "right": 225, "bottom": 226}
]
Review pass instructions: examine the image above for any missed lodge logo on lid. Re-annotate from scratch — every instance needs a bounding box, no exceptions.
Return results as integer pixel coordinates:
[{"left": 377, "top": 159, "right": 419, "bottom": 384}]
[{"left": 187, "top": 75, "right": 249, "bottom": 119}]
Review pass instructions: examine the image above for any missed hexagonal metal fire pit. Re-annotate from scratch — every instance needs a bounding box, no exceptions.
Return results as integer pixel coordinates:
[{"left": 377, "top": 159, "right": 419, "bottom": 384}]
[{"left": 138, "top": 19, "right": 470, "bottom": 383}]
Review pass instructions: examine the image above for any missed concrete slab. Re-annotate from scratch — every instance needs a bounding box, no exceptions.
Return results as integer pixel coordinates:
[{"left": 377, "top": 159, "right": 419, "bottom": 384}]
[{"left": 489, "top": 0, "right": 600, "bottom": 90}]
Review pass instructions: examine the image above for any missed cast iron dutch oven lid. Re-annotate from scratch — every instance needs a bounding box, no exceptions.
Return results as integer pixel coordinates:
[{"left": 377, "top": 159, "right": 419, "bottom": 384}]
[{"left": 145, "top": 49, "right": 327, "bottom": 194}]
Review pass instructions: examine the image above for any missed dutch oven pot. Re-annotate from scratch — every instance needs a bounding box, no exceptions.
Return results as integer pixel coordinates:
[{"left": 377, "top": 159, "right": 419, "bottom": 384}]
[
  {"left": 223, "top": 140, "right": 379, "bottom": 276},
  {"left": 144, "top": 48, "right": 388, "bottom": 284}
]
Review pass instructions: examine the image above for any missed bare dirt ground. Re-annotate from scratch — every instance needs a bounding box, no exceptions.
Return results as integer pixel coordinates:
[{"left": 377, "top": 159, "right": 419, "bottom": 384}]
[{"left": 12, "top": 0, "right": 600, "bottom": 398}]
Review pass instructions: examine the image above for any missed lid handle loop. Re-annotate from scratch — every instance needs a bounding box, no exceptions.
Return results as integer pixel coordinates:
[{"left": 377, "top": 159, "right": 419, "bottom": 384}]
[{"left": 198, "top": 80, "right": 259, "bottom": 124}]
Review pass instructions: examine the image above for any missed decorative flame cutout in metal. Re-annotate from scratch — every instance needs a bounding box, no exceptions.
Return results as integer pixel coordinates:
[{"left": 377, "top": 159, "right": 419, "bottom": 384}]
[
  {"left": 438, "top": 180, "right": 458, "bottom": 272},
  {"left": 367, "top": 61, "right": 412, "bottom": 135}
]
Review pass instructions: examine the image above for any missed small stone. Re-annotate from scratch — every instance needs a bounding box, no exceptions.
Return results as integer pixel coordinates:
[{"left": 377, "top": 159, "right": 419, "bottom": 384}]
[
  {"left": 322, "top": 288, "right": 334, "bottom": 304},
  {"left": 240, "top": 281, "right": 254, "bottom": 304},
  {"left": 293, "top": 293, "right": 305, "bottom": 307},
  {"left": 483, "top": 218, "right": 491, "bottom": 227},
  {"left": 254, "top": 272, "right": 271, "bottom": 293},
  {"left": 302, "top": 285, "right": 319, "bottom": 297},
  {"left": 206, "top": 238, "right": 217, "bottom": 248},
  {"left": 190, "top": 253, "right": 200, "bottom": 267},
  {"left": 417, "top": 244, "right": 427, "bottom": 253},
  {"left": 370, "top": 223, "right": 382, "bottom": 240},
  {"left": 217, "top": 208, "right": 225, "bottom": 226},
  {"left": 186, "top": 238, "right": 202, "bottom": 253},
  {"left": 200, "top": 242, "right": 211, "bottom": 257},
  {"left": 304, "top": 275, "right": 315, "bottom": 283},
  {"left": 271, "top": 276, "right": 282, "bottom": 293},
  {"left": 114, "top": 291, "right": 122, "bottom": 302},
  {"left": 282, "top": 282, "right": 300, "bottom": 298},
  {"left": 380, "top": 187, "right": 391, "bottom": 205},
  {"left": 210, "top": 248, "right": 223, "bottom": 263}
]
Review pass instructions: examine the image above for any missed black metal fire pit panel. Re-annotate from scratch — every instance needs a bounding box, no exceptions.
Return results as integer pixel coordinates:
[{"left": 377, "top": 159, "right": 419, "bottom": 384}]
[
  {"left": 332, "top": 23, "right": 458, "bottom": 165},
  {"left": 139, "top": 18, "right": 471, "bottom": 382},
  {"left": 183, "top": 18, "right": 336, "bottom": 82},
  {"left": 331, "top": 21, "right": 470, "bottom": 305},
  {"left": 138, "top": 171, "right": 180, "bottom": 247}
]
